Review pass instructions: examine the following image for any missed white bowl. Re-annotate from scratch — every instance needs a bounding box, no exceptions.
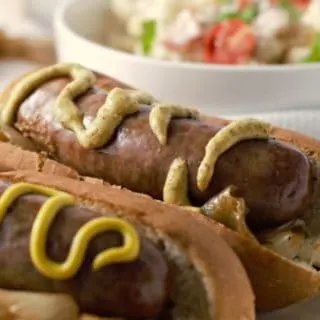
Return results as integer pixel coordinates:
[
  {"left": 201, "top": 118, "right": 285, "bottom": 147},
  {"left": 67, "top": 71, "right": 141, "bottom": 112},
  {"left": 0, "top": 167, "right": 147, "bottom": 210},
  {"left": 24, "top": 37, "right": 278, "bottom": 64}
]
[{"left": 54, "top": 0, "right": 320, "bottom": 116}]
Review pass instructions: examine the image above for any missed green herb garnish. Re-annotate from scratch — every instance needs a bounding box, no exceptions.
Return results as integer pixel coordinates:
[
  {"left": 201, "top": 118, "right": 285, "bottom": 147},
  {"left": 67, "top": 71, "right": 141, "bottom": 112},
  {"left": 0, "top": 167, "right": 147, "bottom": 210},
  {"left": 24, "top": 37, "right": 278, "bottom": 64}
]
[
  {"left": 303, "top": 34, "right": 320, "bottom": 63},
  {"left": 214, "top": 4, "right": 258, "bottom": 23},
  {"left": 215, "top": 11, "right": 239, "bottom": 22},
  {"left": 217, "top": 0, "right": 233, "bottom": 4},
  {"left": 140, "top": 20, "right": 156, "bottom": 55},
  {"left": 239, "top": 4, "right": 258, "bottom": 23},
  {"left": 279, "top": 0, "right": 301, "bottom": 20}
]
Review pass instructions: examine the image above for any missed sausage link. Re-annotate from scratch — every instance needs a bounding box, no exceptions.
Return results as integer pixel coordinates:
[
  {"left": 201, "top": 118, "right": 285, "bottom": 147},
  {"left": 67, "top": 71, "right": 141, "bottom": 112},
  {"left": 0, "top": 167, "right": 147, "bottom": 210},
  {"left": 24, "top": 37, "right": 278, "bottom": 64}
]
[
  {"left": 0, "top": 180, "right": 169, "bottom": 318},
  {"left": 14, "top": 78, "right": 311, "bottom": 228}
]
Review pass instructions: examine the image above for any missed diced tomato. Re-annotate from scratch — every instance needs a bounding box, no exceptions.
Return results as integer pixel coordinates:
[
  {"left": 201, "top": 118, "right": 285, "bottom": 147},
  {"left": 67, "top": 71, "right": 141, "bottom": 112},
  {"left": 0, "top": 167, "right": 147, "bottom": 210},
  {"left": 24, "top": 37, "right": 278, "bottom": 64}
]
[
  {"left": 203, "top": 19, "right": 256, "bottom": 64},
  {"left": 236, "top": 0, "right": 254, "bottom": 10},
  {"left": 292, "top": 0, "right": 310, "bottom": 10},
  {"left": 270, "top": 0, "right": 311, "bottom": 11}
]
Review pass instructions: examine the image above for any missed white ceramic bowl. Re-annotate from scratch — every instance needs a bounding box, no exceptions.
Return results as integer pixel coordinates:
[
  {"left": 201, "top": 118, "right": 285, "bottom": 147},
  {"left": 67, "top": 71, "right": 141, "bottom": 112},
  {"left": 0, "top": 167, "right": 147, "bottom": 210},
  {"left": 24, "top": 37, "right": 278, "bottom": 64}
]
[{"left": 54, "top": 0, "right": 320, "bottom": 116}]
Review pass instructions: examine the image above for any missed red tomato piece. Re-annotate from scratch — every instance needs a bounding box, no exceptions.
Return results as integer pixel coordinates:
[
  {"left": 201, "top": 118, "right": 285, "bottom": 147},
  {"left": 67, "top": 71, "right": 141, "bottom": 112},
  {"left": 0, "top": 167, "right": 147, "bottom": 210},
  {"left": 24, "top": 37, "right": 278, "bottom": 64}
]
[
  {"left": 203, "top": 19, "right": 256, "bottom": 64},
  {"left": 271, "top": 0, "right": 311, "bottom": 11},
  {"left": 236, "top": 0, "right": 254, "bottom": 10},
  {"left": 291, "top": 0, "right": 310, "bottom": 10}
]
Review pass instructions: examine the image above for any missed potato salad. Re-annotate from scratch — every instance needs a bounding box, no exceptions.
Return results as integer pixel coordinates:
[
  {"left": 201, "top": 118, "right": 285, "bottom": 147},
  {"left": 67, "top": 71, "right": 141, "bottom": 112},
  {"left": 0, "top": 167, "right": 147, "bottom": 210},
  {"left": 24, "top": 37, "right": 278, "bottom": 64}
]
[{"left": 109, "top": 0, "right": 320, "bottom": 64}]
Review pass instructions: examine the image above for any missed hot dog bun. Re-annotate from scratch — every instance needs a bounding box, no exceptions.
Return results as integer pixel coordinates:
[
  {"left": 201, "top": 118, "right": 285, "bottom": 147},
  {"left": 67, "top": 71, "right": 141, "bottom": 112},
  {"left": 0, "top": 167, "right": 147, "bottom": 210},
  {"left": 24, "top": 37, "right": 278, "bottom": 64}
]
[
  {"left": 0, "top": 170, "right": 254, "bottom": 320},
  {"left": 1, "top": 65, "right": 320, "bottom": 312},
  {"left": 201, "top": 115, "right": 320, "bottom": 309},
  {"left": 0, "top": 140, "right": 79, "bottom": 178},
  {"left": 0, "top": 125, "right": 318, "bottom": 312}
]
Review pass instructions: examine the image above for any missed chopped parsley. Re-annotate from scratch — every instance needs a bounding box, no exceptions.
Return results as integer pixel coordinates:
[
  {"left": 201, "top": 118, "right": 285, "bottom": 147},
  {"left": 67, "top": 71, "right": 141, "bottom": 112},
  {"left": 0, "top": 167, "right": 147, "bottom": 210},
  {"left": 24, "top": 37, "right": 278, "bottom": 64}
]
[
  {"left": 279, "top": 0, "right": 301, "bottom": 20},
  {"left": 140, "top": 20, "right": 156, "bottom": 55},
  {"left": 215, "top": 11, "right": 240, "bottom": 22},
  {"left": 303, "top": 34, "right": 320, "bottom": 63},
  {"left": 217, "top": 0, "right": 233, "bottom": 4},
  {"left": 214, "top": 4, "right": 258, "bottom": 24},
  {"left": 240, "top": 4, "right": 258, "bottom": 23}
]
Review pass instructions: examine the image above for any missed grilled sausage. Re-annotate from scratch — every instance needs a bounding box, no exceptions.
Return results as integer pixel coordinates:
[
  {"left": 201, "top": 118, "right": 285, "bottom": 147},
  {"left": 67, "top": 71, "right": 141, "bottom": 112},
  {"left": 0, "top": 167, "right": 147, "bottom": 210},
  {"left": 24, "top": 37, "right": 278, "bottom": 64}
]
[
  {"left": 0, "top": 170, "right": 256, "bottom": 320},
  {"left": 0, "top": 179, "right": 169, "bottom": 319},
  {"left": 12, "top": 77, "right": 311, "bottom": 229}
]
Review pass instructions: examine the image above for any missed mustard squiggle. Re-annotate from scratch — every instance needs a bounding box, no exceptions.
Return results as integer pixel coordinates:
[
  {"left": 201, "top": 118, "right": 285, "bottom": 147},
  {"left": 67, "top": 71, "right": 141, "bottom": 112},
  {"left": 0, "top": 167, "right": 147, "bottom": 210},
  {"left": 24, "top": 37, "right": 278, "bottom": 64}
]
[
  {"left": 0, "top": 63, "right": 151, "bottom": 149},
  {"left": 163, "top": 158, "right": 190, "bottom": 206},
  {"left": 197, "top": 118, "right": 272, "bottom": 191},
  {"left": 0, "top": 63, "right": 273, "bottom": 206},
  {"left": 0, "top": 182, "right": 140, "bottom": 280},
  {"left": 149, "top": 105, "right": 199, "bottom": 145}
]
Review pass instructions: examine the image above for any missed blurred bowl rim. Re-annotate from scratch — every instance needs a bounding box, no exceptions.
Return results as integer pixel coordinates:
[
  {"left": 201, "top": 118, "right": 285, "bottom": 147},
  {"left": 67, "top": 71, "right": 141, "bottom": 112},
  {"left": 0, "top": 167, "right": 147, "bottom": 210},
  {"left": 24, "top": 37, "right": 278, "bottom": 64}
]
[{"left": 54, "top": 0, "right": 320, "bottom": 74}]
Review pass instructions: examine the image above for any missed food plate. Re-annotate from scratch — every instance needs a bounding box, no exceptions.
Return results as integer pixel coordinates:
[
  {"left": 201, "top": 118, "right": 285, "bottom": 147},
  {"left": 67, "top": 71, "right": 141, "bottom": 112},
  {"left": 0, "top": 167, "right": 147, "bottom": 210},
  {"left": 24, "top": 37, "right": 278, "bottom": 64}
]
[{"left": 54, "top": 0, "right": 320, "bottom": 115}]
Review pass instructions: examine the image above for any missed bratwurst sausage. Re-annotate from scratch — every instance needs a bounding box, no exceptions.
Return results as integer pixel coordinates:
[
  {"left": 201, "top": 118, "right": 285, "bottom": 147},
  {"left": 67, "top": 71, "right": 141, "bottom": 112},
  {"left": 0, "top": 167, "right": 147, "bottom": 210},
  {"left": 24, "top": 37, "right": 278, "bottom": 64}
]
[
  {"left": 0, "top": 179, "right": 169, "bottom": 318},
  {"left": 2, "top": 66, "right": 311, "bottom": 228}
]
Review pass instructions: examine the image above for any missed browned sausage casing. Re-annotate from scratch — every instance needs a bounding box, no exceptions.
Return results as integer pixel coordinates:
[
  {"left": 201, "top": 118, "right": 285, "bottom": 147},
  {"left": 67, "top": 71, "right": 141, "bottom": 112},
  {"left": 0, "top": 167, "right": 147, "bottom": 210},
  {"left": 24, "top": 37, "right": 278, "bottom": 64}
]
[
  {"left": 0, "top": 180, "right": 169, "bottom": 318},
  {"left": 14, "top": 78, "right": 311, "bottom": 229}
]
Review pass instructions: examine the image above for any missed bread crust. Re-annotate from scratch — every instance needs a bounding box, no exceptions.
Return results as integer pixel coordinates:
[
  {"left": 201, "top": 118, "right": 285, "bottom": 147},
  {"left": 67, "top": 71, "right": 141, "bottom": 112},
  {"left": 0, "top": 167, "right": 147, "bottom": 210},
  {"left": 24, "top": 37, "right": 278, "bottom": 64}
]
[
  {"left": 196, "top": 212, "right": 320, "bottom": 310},
  {"left": 201, "top": 115, "right": 320, "bottom": 310},
  {"left": 0, "top": 141, "right": 79, "bottom": 178},
  {"left": 0, "top": 170, "right": 255, "bottom": 320}
]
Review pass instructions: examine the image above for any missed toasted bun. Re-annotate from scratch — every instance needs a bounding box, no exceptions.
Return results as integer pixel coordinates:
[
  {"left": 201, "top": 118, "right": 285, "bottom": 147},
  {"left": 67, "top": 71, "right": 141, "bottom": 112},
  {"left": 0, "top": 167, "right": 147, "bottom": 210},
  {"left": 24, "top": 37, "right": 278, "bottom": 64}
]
[
  {"left": 0, "top": 141, "right": 79, "bottom": 179},
  {"left": 2, "top": 71, "right": 320, "bottom": 312},
  {"left": 0, "top": 110, "right": 318, "bottom": 311},
  {"left": 200, "top": 115, "right": 320, "bottom": 310},
  {"left": 196, "top": 213, "right": 320, "bottom": 311},
  {"left": 0, "top": 170, "right": 254, "bottom": 320}
]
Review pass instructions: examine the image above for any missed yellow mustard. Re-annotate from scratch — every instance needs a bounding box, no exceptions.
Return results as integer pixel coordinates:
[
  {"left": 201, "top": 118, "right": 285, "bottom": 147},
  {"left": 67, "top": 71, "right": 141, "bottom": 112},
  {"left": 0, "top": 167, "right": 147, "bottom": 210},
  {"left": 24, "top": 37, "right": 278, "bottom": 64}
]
[
  {"left": 0, "top": 62, "right": 198, "bottom": 149},
  {"left": 0, "top": 63, "right": 274, "bottom": 209},
  {"left": 197, "top": 118, "right": 272, "bottom": 191},
  {"left": 163, "top": 158, "right": 190, "bottom": 206},
  {"left": 0, "top": 182, "right": 140, "bottom": 280},
  {"left": 149, "top": 104, "right": 199, "bottom": 145},
  {"left": 0, "top": 63, "right": 151, "bottom": 149}
]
